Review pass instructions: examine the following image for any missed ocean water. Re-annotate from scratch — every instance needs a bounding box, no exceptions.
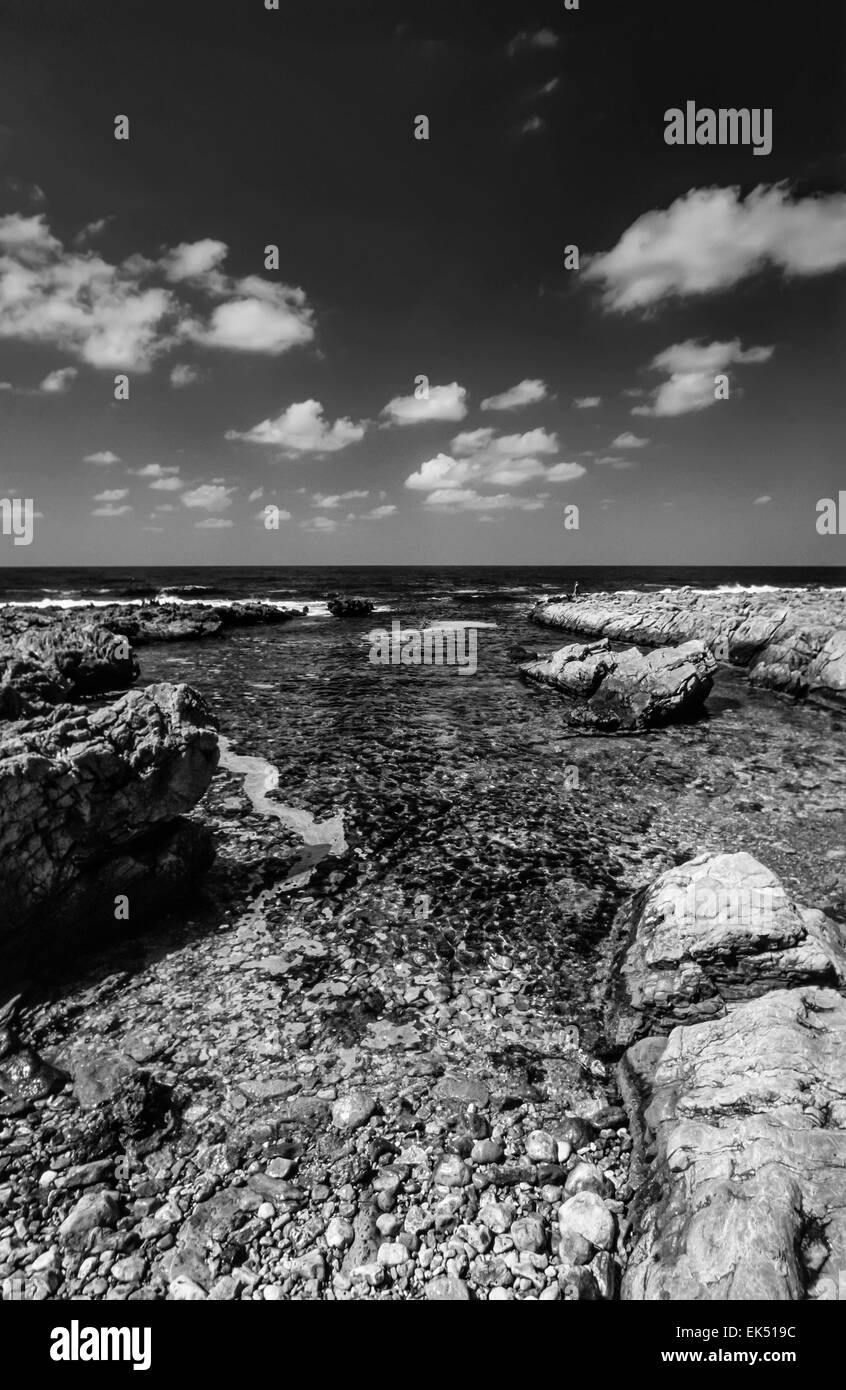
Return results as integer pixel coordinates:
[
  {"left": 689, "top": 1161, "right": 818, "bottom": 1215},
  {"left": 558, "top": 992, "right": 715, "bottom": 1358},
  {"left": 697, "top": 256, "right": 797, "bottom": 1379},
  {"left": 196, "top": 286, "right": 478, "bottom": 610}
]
[{"left": 4, "top": 566, "right": 845, "bottom": 1044}]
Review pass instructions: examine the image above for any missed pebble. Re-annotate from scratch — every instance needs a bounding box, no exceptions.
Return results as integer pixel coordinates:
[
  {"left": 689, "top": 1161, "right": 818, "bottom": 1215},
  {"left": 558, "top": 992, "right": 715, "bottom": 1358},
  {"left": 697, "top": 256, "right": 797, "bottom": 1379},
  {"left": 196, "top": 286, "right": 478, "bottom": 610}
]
[
  {"left": 331, "top": 1091, "right": 377, "bottom": 1131},
  {"left": 434, "top": 1155, "right": 471, "bottom": 1188},
  {"left": 558, "top": 1192, "right": 616, "bottom": 1252},
  {"left": 325, "top": 1216, "right": 354, "bottom": 1248},
  {"left": 377, "top": 1242, "right": 410, "bottom": 1267},
  {"left": 525, "top": 1130, "right": 557, "bottom": 1163},
  {"left": 425, "top": 1276, "right": 472, "bottom": 1300}
]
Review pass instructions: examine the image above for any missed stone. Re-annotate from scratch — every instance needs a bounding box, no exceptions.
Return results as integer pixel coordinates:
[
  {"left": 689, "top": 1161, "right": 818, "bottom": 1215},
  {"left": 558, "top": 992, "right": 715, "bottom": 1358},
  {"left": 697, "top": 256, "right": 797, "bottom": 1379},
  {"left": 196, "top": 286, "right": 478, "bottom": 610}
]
[
  {"left": 326, "top": 595, "right": 374, "bottom": 618},
  {"left": 331, "top": 1090, "right": 377, "bottom": 1130},
  {"left": 553, "top": 1117, "right": 596, "bottom": 1151},
  {"left": 564, "top": 1162, "right": 609, "bottom": 1198},
  {"left": 621, "top": 987, "right": 846, "bottom": 1301},
  {"left": 478, "top": 1202, "right": 514, "bottom": 1234},
  {"left": 168, "top": 1275, "right": 207, "bottom": 1300},
  {"left": 0, "top": 1046, "right": 65, "bottom": 1103},
  {"left": 377, "top": 1241, "right": 409, "bottom": 1267},
  {"left": 525, "top": 1130, "right": 557, "bottom": 1162},
  {"left": 434, "top": 1155, "right": 472, "bottom": 1188},
  {"left": 434, "top": 1074, "right": 490, "bottom": 1107},
  {"left": 325, "top": 1217, "right": 354, "bottom": 1249},
  {"left": 59, "top": 1191, "right": 123, "bottom": 1246},
  {"left": 510, "top": 1216, "right": 547, "bottom": 1253},
  {"left": 606, "top": 852, "right": 846, "bottom": 1046},
  {"left": 520, "top": 637, "right": 715, "bottom": 731},
  {"left": 470, "top": 1138, "right": 504, "bottom": 1164},
  {"left": 425, "top": 1276, "right": 472, "bottom": 1300},
  {"left": 557, "top": 1192, "right": 616, "bottom": 1253}
]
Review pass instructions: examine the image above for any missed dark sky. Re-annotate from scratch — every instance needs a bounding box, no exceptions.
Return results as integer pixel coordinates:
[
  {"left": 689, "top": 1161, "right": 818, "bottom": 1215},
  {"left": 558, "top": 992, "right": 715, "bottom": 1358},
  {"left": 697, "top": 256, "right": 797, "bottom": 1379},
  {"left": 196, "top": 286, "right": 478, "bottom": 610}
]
[{"left": 1, "top": 0, "right": 845, "bottom": 565}]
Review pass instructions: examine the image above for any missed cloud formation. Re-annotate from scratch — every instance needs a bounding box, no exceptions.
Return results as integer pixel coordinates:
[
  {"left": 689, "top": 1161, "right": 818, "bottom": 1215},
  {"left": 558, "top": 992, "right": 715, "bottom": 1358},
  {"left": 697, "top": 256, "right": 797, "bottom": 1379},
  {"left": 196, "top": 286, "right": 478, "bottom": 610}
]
[
  {"left": 381, "top": 382, "right": 468, "bottom": 426},
  {"left": 632, "top": 339, "right": 774, "bottom": 417},
  {"left": 405, "top": 427, "right": 585, "bottom": 494},
  {"left": 227, "top": 399, "right": 365, "bottom": 454},
  {"left": 584, "top": 185, "right": 846, "bottom": 312},
  {"left": 481, "top": 379, "right": 547, "bottom": 411}
]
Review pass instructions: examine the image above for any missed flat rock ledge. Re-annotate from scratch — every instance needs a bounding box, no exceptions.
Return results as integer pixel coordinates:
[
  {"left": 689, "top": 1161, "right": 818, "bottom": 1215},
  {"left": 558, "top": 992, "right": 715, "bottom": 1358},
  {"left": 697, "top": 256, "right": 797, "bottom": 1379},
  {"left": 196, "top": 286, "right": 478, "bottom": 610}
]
[
  {"left": 519, "top": 638, "right": 715, "bottom": 731},
  {"left": 609, "top": 852, "right": 846, "bottom": 1300},
  {"left": 530, "top": 587, "right": 846, "bottom": 707},
  {"left": 0, "top": 600, "right": 306, "bottom": 655},
  {"left": 0, "top": 682, "right": 219, "bottom": 966}
]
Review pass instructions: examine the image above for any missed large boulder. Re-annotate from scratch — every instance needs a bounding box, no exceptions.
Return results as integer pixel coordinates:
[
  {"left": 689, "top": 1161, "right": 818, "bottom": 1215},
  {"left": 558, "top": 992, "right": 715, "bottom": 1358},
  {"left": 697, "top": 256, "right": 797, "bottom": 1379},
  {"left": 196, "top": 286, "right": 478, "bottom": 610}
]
[
  {"left": 327, "top": 595, "right": 374, "bottom": 618},
  {"left": 520, "top": 638, "right": 715, "bottom": 730},
  {"left": 619, "top": 988, "right": 846, "bottom": 1300},
  {"left": 0, "top": 682, "right": 219, "bottom": 957},
  {"left": 606, "top": 852, "right": 846, "bottom": 1047}
]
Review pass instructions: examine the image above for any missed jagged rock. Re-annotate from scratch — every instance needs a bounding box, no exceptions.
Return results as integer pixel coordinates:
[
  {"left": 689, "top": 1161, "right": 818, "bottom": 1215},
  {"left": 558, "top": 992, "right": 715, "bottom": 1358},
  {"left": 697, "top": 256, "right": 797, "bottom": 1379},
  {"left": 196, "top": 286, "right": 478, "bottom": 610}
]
[
  {"left": 620, "top": 988, "right": 846, "bottom": 1300},
  {"left": 0, "top": 682, "right": 219, "bottom": 957},
  {"left": 326, "top": 595, "right": 374, "bottom": 617},
  {"left": 606, "top": 852, "right": 846, "bottom": 1047},
  {"left": 520, "top": 638, "right": 715, "bottom": 730},
  {"left": 168, "top": 1187, "right": 263, "bottom": 1291},
  {"left": 0, "top": 622, "right": 138, "bottom": 717},
  {"left": 0, "top": 1045, "right": 66, "bottom": 1103},
  {"left": 529, "top": 587, "right": 846, "bottom": 706}
]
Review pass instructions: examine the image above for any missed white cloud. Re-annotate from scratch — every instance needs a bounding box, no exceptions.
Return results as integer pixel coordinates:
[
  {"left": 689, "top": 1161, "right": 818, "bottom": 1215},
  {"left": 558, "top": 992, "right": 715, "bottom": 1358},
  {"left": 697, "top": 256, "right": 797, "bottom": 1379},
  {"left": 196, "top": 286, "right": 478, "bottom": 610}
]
[
  {"left": 195, "top": 516, "right": 234, "bottom": 529},
  {"left": 247, "top": 487, "right": 264, "bottom": 502},
  {"left": 0, "top": 215, "right": 316, "bottom": 369},
  {"left": 169, "top": 362, "right": 203, "bottom": 388},
  {"left": 91, "top": 502, "right": 132, "bottom": 517},
  {"left": 132, "top": 462, "right": 184, "bottom": 490},
  {"left": 423, "top": 489, "right": 546, "bottom": 512},
  {"left": 180, "top": 483, "right": 234, "bottom": 511},
  {"left": 481, "top": 379, "right": 547, "bottom": 411},
  {"left": 519, "top": 116, "right": 546, "bottom": 136},
  {"left": 754, "top": 495, "right": 772, "bottom": 505},
  {"left": 92, "top": 488, "right": 128, "bottom": 502},
  {"left": 226, "top": 399, "right": 365, "bottom": 454},
  {"left": 361, "top": 504, "right": 397, "bottom": 519},
  {"left": 313, "top": 490, "right": 369, "bottom": 508},
  {"left": 254, "top": 505, "right": 291, "bottom": 521},
  {"left": 83, "top": 450, "right": 121, "bottom": 465},
  {"left": 573, "top": 395, "right": 601, "bottom": 409},
  {"left": 596, "top": 455, "right": 636, "bottom": 470},
  {"left": 381, "top": 381, "right": 468, "bottom": 426},
  {"left": 300, "top": 515, "right": 339, "bottom": 533},
  {"left": 632, "top": 339, "right": 774, "bottom": 417},
  {"left": 39, "top": 366, "right": 77, "bottom": 393},
  {"left": 610, "top": 432, "right": 649, "bottom": 448},
  {"left": 584, "top": 184, "right": 846, "bottom": 312},
  {"left": 405, "top": 427, "right": 585, "bottom": 493},
  {"left": 160, "top": 239, "right": 228, "bottom": 285}
]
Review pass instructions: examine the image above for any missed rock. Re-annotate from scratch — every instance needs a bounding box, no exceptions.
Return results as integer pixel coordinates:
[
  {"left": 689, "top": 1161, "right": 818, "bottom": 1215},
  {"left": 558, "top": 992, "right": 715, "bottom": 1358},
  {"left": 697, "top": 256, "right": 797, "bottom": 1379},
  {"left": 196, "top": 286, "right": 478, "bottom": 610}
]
[
  {"left": 553, "top": 1117, "right": 596, "bottom": 1151},
  {"left": 59, "top": 1191, "right": 123, "bottom": 1246},
  {"left": 621, "top": 988, "right": 846, "bottom": 1300},
  {"left": 525, "top": 1130, "right": 557, "bottom": 1162},
  {"left": 606, "top": 852, "right": 846, "bottom": 1047},
  {"left": 0, "top": 1046, "right": 65, "bottom": 1102},
  {"left": 478, "top": 1201, "right": 514, "bottom": 1234},
  {"left": 0, "top": 682, "right": 218, "bottom": 964},
  {"left": 0, "top": 622, "right": 139, "bottom": 718},
  {"left": 564, "top": 1162, "right": 609, "bottom": 1198},
  {"left": 510, "top": 1216, "right": 547, "bottom": 1253},
  {"left": 377, "top": 1242, "right": 409, "bottom": 1267},
  {"left": 325, "top": 1217, "right": 354, "bottom": 1249},
  {"left": 434, "top": 1155, "right": 472, "bottom": 1188},
  {"left": 332, "top": 1090, "right": 377, "bottom": 1130},
  {"left": 170, "top": 1187, "right": 262, "bottom": 1290},
  {"left": 470, "top": 1138, "right": 504, "bottom": 1164},
  {"left": 435, "top": 1074, "right": 490, "bottom": 1107},
  {"left": 590, "top": 1105, "right": 627, "bottom": 1131},
  {"left": 168, "top": 1275, "right": 207, "bottom": 1301},
  {"left": 425, "top": 1276, "right": 472, "bottom": 1300},
  {"left": 529, "top": 587, "right": 846, "bottom": 706},
  {"left": 520, "top": 638, "right": 715, "bottom": 731},
  {"left": 326, "top": 595, "right": 374, "bottom": 618},
  {"left": 557, "top": 1192, "right": 616, "bottom": 1253}
]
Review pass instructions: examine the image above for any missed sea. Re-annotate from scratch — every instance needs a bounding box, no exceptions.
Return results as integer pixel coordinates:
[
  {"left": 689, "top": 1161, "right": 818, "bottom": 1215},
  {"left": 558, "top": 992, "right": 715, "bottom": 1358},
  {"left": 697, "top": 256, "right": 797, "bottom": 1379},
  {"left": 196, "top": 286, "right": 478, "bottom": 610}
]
[{"left": 3, "top": 565, "right": 845, "bottom": 1045}]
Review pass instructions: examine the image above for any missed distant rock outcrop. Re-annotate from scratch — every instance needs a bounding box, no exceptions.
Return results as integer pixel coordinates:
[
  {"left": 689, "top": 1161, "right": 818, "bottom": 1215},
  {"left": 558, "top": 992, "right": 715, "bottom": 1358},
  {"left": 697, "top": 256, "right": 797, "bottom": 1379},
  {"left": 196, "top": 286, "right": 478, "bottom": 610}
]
[
  {"left": 519, "top": 638, "right": 715, "bottom": 731},
  {"left": 327, "top": 595, "right": 375, "bottom": 618},
  {"left": 529, "top": 587, "right": 846, "bottom": 706}
]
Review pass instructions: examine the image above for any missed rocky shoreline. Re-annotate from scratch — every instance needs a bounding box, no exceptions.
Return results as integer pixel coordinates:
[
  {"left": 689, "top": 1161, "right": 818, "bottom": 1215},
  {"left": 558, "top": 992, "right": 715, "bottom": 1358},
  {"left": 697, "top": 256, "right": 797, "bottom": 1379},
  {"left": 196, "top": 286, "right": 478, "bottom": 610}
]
[
  {"left": 0, "top": 592, "right": 844, "bottom": 1301},
  {"left": 530, "top": 587, "right": 846, "bottom": 707}
]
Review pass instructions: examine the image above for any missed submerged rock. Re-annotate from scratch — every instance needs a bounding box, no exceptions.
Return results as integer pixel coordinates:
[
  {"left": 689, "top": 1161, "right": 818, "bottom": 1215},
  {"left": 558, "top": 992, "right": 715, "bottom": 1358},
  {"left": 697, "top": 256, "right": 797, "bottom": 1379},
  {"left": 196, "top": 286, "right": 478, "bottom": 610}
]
[
  {"left": 620, "top": 988, "right": 846, "bottom": 1300},
  {"left": 326, "top": 595, "right": 374, "bottom": 617},
  {"left": 520, "top": 638, "right": 715, "bottom": 730},
  {"left": 606, "top": 851, "right": 846, "bottom": 1046}
]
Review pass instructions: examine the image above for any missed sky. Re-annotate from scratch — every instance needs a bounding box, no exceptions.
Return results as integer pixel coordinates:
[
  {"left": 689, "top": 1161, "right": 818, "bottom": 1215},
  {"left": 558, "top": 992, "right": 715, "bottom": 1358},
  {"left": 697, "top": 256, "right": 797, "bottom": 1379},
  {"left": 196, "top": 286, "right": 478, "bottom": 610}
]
[{"left": 0, "top": 0, "right": 845, "bottom": 568}]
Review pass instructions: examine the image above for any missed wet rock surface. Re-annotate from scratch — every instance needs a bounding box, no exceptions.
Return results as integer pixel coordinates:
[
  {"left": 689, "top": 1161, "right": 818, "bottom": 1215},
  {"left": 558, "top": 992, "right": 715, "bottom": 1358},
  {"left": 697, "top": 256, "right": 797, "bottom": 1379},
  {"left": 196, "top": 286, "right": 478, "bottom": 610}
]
[
  {"left": 530, "top": 588, "right": 846, "bottom": 706},
  {"left": 520, "top": 638, "right": 715, "bottom": 731}
]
